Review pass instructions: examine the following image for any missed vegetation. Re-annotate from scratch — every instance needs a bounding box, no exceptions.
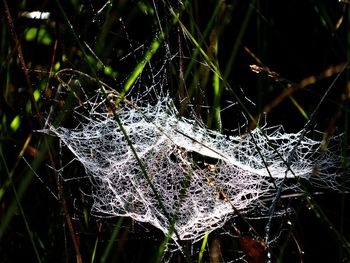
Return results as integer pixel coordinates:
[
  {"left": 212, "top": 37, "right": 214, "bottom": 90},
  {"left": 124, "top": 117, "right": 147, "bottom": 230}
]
[{"left": 0, "top": 0, "right": 349, "bottom": 262}]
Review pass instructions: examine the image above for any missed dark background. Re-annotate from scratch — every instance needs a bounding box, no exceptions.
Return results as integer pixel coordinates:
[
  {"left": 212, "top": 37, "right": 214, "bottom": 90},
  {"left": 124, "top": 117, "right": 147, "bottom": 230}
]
[{"left": 0, "top": 0, "right": 349, "bottom": 262}]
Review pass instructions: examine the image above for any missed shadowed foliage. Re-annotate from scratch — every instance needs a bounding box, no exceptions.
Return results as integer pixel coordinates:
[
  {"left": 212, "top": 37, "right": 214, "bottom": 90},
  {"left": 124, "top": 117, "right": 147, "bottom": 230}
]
[{"left": 0, "top": 1, "right": 349, "bottom": 262}]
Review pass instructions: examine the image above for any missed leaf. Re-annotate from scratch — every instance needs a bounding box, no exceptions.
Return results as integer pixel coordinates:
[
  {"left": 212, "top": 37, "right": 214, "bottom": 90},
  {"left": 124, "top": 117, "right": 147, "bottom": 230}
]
[{"left": 240, "top": 236, "right": 267, "bottom": 263}]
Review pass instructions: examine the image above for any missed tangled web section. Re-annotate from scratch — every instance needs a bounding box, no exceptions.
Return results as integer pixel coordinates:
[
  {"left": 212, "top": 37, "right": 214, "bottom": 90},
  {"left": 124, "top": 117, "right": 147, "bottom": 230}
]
[{"left": 48, "top": 94, "right": 340, "bottom": 242}]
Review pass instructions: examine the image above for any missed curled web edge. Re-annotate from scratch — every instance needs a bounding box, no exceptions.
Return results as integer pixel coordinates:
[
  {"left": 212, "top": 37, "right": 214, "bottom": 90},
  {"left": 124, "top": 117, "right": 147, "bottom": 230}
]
[{"left": 46, "top": 94, "right": 342, "bottom": 243}]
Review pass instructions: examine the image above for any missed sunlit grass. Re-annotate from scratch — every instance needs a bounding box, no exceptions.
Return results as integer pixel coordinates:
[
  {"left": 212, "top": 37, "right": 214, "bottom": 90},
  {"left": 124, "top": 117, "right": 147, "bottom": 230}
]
[{"left": 0, "top": 0, "right": 349, "bottom": 262}]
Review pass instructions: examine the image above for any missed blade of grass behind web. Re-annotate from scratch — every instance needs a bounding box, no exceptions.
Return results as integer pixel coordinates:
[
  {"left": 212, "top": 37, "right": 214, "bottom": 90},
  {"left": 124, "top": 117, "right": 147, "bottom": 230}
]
[
  {"left": 198, "top": 231, "right": 209, "bottom": 263},
  {"left": 170, "top": 10, "right": 220, "bottom": 78},
  {"left": 181, "top": 1, "right": 222, "bottom": 79},
  {"left": 0, "top": 148, "right": 41, "bottom": 263},
  {"left": 223, "top": 0, "right": 255, "bottom": 82},
  {"left": 177, "top": 1, "right": 224, "bottom": 116},
  {"left": 167, "top": 3, "right": 257, "bottom": 127},
  {"left": 118, "top": 31, "right": 165, "bottom": 102},
  {"left": 206, "top": 2, "right": 226, "bottom": 131},
  {"left": 100, "top": 217, "right": 124, "bottom": 263}
]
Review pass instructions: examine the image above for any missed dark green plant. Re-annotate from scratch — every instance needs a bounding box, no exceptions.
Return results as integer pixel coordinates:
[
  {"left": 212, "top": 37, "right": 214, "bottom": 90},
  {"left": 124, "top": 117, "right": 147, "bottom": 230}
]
[{"left": 0, "top": 1, "right": 349, "bottom": 262}]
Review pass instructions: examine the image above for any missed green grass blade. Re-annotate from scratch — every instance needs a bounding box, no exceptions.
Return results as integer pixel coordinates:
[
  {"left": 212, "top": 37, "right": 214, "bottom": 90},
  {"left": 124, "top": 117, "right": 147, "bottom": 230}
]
[
  {"left": 223, "top": 0, "right": 255, "bottom": 81},
  {"left": 100, "top": 217, "right": 124, "bottom": 263},
  {"left": 91, "top": 234, "right": 99, "bottom": 263},
  {"left": 198, "top": 231, "right": 209, "bottom": 263},
  {"left": 120, "top": 32, "right": 164, "bottom": 99},
  {"left": 288, "top": 96, "right": 309, "bottom": 120},
  {"left": 0, "top": 149, "right": 42, "bottom": 263}
]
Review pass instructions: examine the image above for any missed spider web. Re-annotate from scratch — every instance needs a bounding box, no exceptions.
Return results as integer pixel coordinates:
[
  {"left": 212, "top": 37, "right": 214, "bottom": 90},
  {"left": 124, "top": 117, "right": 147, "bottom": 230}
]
[
  {"left": 45, "top": 85, "right": 341, "bottom": 243},
  {"left": 40, "top": 0, "right": 343, "bottom": 250}
]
